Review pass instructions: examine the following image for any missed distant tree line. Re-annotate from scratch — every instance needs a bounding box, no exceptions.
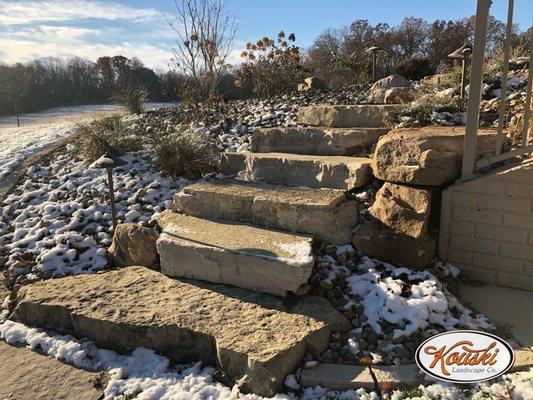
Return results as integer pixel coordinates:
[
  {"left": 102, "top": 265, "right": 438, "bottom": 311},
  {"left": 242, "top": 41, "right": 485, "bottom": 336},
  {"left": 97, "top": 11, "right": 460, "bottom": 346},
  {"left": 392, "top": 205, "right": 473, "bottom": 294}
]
[{"left": 305, "top": 17, "right": 531, "bottom": 87}]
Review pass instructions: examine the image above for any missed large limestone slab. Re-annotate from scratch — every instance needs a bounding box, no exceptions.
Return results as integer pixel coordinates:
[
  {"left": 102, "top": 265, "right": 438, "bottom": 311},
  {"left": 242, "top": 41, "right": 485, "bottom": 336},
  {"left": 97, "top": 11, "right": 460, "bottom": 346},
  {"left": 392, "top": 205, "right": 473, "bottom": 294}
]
[
  {"left": 352, "top": 221, "right": 437, "bottom": 268},
  {"left": 298, "top": 105, "right": 403, "bottom": 128},
  {"left": 0, "top": 342, "right": 104, "bottom": 400},
  {"left": 372, "top": 126, "right": 497, "bottom": 185},
  {"left": 369, "top": 182, "right": 435, "bottom": 238},
  {"left": 156, "top": 211, "right": 315, "bottom": 296},
  {"left": 221, "top": 152, "right": 372, "bottom": 190},
  {"left": 173, "top": 180, "right": 358, "bottom": 244},
  {"left": 251, "top": 127, "right": 388, "bottom": 156},
  {"left": 13, "top": 267, "right": 350, "bottom": 397}
]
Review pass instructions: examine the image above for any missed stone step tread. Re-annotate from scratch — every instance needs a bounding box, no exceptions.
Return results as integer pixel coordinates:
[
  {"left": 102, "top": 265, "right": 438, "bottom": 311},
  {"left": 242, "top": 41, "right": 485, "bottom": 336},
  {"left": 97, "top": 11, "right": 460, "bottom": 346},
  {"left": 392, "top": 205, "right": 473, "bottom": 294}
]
[
  {"left": 14, "top": 267, "right": 350, "bottom": 397},
  {"left": 221, "top": 152, "right": 372, "bottom": 190},
  {"left": 157, "top": 211, "right": 313, "bottom": 263},
  {"left": 251, "top": 127, "right": 389, "bottom": 156},
  {"left": 174, "top": 180, "right": 358, "bottom": 244},
  {"left": 0, "top": 342, "right": 103, "bottom": 400},
  {"left": 181, "top": 180, "right": 347, "bottom": 207},
  {"left": 156, "top": 211, "right": 315, "bottom": 295},
  {"left": 300, "top": 363, "right": 421, "bottom": 391},
  {"left": 298, "top": 104, "right": 404, "bottom": 128}
]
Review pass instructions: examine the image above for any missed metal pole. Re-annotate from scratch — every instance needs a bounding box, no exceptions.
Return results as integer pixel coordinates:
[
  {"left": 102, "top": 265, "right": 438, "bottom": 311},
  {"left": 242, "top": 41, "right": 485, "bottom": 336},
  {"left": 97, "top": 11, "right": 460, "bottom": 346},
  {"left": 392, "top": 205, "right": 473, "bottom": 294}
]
[
  {"left": 460, "top": 56, "right": 469, "bottom": 98},
  {"left": 107, "top": 167, "right": 118, "bottom": 229},
  {"left": 495, "top": 0, "right": 514, "bottom": 155},
  {"left": 372, "top": 52, "right": 377, "bottom": 81},
  {"left": 521, "top": 27, "right": 533, "bottom": 147},
  {"left": 461, "top": 0, "right": 491, "bottom": 180}
]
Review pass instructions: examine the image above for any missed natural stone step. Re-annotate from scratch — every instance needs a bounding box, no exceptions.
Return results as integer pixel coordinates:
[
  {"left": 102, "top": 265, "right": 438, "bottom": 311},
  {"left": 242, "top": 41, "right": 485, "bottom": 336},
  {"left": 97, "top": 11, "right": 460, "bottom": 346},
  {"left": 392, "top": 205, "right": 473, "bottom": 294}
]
[
  {"left": 13, "top": 266, "right": 351, "bottom": 397},
  {"left": 251, "top": 127, "right": 388, "bottom": 156},
  {"left": 156, "top": 211, "right": 315, "bottom": 296},
  {"left": 0, "top": 342, "right": 104, "bottom": 400},
  {"left": 298, "top": 105, "right": 403, "bottom": 128},
  {"left": 173, "top": 179, "right": 358, "bottom": 244},
  {"left": 300, "top": 363, "right": 421, "bottom": 391},
  {"left": 221, "top": 152, "right": 372, "bottom": 190}
]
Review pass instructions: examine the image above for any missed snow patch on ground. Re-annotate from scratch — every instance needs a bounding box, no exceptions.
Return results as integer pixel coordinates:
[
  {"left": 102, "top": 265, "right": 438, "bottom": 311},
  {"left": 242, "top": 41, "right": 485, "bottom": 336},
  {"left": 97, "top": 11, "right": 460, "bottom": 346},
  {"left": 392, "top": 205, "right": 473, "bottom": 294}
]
[{"left": 1, "top": 320, "right": 531, "bottom": 400}]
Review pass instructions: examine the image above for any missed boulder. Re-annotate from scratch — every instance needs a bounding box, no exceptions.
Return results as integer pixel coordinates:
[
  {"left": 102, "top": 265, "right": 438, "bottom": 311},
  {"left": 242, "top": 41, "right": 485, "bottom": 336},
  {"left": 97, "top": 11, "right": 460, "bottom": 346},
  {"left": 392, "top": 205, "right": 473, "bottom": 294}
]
[
  {"left": 298, "top": 76, "right": 329, "bottom": 91},
  {"left": 383, "top": 87, "right": 415, "bottom": 104},
  {"left": 368, "top": 75, "right": 411, "bottom": 103},
  {"left": 13, "top": 266, "right": 350, "bottom": 397},
  {"left": 369, "top": 183, "right": 435, "bottom": 238},
  {"left": 372, "top": 126, "right": 497, "bottom": 186},
  {"left": 108, "top": 224, "right": 159, "bottom": 267},
  {"left": 352, "top": 221, "right": 436, "bottom": 268},
  {"left": 297, "top": 105, "right": 404, "bottom": 128}
]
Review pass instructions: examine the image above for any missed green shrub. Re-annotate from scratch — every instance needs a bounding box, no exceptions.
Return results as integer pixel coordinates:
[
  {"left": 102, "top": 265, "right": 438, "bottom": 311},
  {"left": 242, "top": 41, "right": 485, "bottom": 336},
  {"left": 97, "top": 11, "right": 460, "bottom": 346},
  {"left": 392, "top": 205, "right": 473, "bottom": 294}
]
[
  {"left": 113, "top": 86, "right": 149, "bottom": 114},
  {"left": 395, "top": 58, "right": 436, "bottom": 81},
  {"left": 151, "top": 131, "right": 216, "bottom": 178}
]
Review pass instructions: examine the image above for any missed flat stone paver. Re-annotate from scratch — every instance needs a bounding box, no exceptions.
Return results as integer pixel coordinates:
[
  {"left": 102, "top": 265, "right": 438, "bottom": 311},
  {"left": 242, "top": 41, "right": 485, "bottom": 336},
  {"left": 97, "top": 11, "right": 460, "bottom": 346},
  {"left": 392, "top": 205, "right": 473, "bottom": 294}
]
[
  {"left": 173, "top": 180, "right": 358, "bottom": 244},
  {"left": 0, "top": 341, "right": 103, "bottom": 400},
  {"left": 221, "top": 152, "right": 372, "bottom": 190},
  {"left": 14, "top": 266, "right": 350, "bottom": 396},
  {"left": 298, "top": 105, "right": 403, "bottom": 128},
  {"left": 251, "top": 127, "right": 388, "bottom": 155},
  {"left": 458, "top": 285, "right": 533, "bottom": 349},
  {"left": 300, "top": 363, "right": 421, "bottom": 390},
  {"left": 156, "top": 211, "right": 315, "bottom": 296}
]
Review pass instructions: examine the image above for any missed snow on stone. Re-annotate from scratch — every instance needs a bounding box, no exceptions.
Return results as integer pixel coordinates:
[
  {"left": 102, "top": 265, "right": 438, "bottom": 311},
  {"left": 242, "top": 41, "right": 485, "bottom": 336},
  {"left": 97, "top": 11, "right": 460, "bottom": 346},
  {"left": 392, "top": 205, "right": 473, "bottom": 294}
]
[{"left": 0, "top": 151, "right": 184, "bottom": 281}]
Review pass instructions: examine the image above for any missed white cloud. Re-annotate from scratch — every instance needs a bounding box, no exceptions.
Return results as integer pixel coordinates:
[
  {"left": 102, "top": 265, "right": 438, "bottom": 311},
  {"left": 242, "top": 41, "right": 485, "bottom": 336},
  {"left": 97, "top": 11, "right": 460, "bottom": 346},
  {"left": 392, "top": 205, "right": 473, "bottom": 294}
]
[{"left": 0, "top": 0, "right": 160, "bottom": 25}]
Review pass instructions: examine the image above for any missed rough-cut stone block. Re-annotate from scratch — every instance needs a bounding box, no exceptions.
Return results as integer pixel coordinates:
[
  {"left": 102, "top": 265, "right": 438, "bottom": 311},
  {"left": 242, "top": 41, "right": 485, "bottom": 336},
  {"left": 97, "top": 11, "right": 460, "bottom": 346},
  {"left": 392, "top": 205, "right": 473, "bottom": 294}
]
[
  {"left": 300, "top": 363, "right": 421, "bottom": 390},
  {"left": 251, "top": 127, "right": 388, "bottom": 156},
  {"left": 13, "top": 267, "right": 350, "bottom": 397},
  {"left": 173, "top": 180, "right": 357, "bottom": 244},
  {"left": 221, "top": 152, "right": 372, "bottom": 190},
  {"left": 108, "top": 223, "right": 159, "bottom": 267},
  {"left": 372, "top": 126, "right": 497, "bottom": 185},
  {"left": 352, "top": 221, "right": 436, "bottom": 268},
  {"left": 298, "top": 105, "right": 403, "bottom": 128},
  {"left": 369, "top": 182, "right": 435, "bottom": 238},
  {"left": 156, "top": 211, "right": 314, "bottom": 296},
  {"left": 0, "top": 342, "right": 103, "bottom": 400}
]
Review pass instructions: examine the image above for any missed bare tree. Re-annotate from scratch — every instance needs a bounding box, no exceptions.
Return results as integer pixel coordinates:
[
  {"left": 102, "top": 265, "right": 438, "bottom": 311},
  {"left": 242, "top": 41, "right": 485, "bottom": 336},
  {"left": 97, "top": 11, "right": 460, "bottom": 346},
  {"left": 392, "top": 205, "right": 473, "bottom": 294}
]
[
  {"left": 167, "top": 0, "right": 237, "bottom": 102},
  {"left": 0, "top": 64, "right": 33, "bottom": 127}
]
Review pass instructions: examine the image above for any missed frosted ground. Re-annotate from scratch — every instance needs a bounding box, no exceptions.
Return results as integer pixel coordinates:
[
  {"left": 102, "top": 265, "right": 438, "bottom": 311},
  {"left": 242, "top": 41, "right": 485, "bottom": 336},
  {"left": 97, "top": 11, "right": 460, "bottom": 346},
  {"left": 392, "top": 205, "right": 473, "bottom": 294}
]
[
  {"left": 0, "top": 109, "right": 531, "bottom": 399},
  {"left": 0, "top": 103, "right": 176, "bottom": 183}
]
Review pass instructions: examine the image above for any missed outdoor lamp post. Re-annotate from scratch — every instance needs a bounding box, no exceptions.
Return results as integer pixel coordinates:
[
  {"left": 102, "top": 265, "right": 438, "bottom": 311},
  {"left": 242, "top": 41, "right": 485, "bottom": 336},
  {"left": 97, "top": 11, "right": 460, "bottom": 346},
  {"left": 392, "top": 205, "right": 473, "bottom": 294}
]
[
  {"left": 366, "top": 45, "right": 383, "bottom": 82},
  {"left": 90, "top": 152, "right": 127, "bottom": 230},
  {"left": 448, "top": 43, "right": 473, "bottom": 98}
]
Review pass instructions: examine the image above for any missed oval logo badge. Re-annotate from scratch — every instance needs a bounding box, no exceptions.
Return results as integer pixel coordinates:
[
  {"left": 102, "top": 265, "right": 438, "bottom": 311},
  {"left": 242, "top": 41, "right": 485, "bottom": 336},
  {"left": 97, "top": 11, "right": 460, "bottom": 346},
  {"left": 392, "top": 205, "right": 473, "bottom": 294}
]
[{"left": 415, "top": 330, "right": 515, "bottom": 383}]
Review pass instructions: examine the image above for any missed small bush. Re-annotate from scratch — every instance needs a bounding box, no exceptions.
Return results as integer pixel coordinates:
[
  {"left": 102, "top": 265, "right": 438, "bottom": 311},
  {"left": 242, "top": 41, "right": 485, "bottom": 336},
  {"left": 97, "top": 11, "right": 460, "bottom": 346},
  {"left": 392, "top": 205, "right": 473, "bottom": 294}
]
[
  {"left": 151, "top": 131, "right": 216, "bottom": 178},
  {"left": 395, "top": 58, "right": 436, "bottom": 81},
  {"left": 235, "top": 31, "right": 304, "bottom": 98},
  {"left": 113, "top": 86, "right": 149, "bottom": 114},
  {"left": 75, "top": 115, "right": 143, "bottom": 162}
]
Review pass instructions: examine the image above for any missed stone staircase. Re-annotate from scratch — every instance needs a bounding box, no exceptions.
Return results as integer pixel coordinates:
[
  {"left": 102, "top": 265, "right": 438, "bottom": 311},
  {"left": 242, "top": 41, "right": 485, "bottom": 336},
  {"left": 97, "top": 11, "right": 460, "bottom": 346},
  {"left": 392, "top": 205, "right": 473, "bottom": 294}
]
[
  {"left": 158, "top": 104, "right": 396, "bottom": 296},
  {"left": 11, "top": 104, "right": 397, "bottom": 397}
]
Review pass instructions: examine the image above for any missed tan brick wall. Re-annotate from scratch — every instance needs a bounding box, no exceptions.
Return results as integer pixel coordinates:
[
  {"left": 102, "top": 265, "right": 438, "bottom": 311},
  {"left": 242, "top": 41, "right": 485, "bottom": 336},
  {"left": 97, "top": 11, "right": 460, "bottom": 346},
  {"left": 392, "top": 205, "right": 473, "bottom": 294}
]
[{"left": 439, "top": 159, "right": 533, "bottom": 291}]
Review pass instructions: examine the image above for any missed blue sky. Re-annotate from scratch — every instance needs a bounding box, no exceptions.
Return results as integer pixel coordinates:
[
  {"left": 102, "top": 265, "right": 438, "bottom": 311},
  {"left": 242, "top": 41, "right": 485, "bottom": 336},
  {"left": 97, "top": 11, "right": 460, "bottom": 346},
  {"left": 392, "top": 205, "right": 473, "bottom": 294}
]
[{"left": 0, "top": 0, "right": 531, "bottom": 71}]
